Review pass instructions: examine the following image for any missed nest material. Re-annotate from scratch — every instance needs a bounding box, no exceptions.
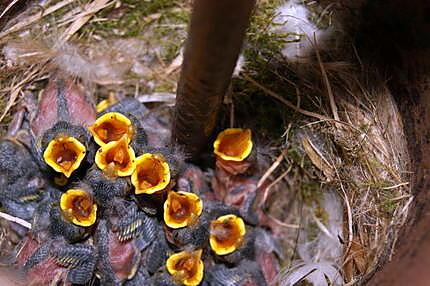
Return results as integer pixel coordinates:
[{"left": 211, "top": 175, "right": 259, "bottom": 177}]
[{"left": 0, "top": 0, "right": 412, "bottom": 285}]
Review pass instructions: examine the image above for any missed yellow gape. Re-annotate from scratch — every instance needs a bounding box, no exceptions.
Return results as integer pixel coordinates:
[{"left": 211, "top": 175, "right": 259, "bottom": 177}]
[{"left": 43, "top": 136, "right": 86, "bottom": 178}]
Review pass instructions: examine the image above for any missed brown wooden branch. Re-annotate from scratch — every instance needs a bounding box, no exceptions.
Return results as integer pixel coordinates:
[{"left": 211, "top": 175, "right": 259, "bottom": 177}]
[{"left": 172, "top": 0, "right": 256, "bottom": 160}]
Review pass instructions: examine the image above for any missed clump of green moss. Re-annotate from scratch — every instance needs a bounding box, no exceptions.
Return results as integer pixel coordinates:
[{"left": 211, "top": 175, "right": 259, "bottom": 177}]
[{"left": 79, "top": 0, "right": 189, "bottom": 65}]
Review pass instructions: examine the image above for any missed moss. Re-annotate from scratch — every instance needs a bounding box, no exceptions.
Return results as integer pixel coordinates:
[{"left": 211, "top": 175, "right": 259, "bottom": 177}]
[
  {"left": 314, "top": 205, "right": 329, "bottom": 224},
  {"left": 228, "top": 0, "right": 329, "bottom": 140},
  {"left": 300, "top": 181, "right": 321, "bottom": 205},
  {"left": 381, "top": 199, "right": 398, "bottom": 216},
  {"left": 378, "top": 189, "right": 400, "bottom": 217},
  {"left": 80, "top": 0, "right": 176, "bottom": 38}
]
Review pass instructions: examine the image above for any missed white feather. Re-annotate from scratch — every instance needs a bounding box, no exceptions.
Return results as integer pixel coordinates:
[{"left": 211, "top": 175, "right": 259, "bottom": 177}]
[
  {"left": 279, "top": 191, "right": 344, "bottom": 286},
  {"left": 273, "top": 1, "right": 332, "bottom": 62},
  {"left": 2, "top": 38, "right": 151, "bottom": 84}
]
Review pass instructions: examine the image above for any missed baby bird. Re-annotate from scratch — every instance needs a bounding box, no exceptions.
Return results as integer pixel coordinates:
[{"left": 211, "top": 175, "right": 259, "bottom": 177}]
[
  {"left": 205, "top": 259, "right": 267, "bottom": 286},
  {"left": 20, "top": 238, "right": 96, "bottom": 286},
  {"left": 30, "top": 77, "right": 96, "bottom": 180},
  {"left": 0, "top": 107, "right": 46, "bottom": 222},
  {"left": 93, "top": 97, "right": 147, "bottom": 155},
  {"left": 95, "top": 199, "right": 158, "bottom": 284}
]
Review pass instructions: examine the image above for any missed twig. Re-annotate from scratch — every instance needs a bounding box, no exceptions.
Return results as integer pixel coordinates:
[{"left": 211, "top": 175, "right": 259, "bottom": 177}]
[
  {"left": 382, "top": 182, "right": 409, "bottom": 190},
  {"left": 0, "top": 67, "right": 40, "bottom": 122},
  {"left": 242, "top": 73, "right": 332, "bottom": 122},
  {"left": 313, "top": 33, "right": 339, "bottom": 122},
  {"left": 137, "top": 93, "right": 176, "bottom": 103},
  {"left": 58, "top": 0, "right": 113, "bottom": 45},
  {"left": 0, "top": 0, "right": 21, "bottom": 19},
  {"left": 260, "top": 166, "right": 292, "bottom": 207},
  {"left": 0, "top": 211, "right": 31, "bottom": 229},
  {"left": 0, "top": 0, "right": 75, "bottom": 39},
  {"left": 257, "top": 148, "right": 288, "bottom": 188}
]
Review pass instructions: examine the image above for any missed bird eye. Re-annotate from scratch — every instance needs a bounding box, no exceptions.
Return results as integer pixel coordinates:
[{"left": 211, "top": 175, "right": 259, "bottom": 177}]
[
  {"left": 131, "top": 153, "right": 170, "bottom": 194},
  {"left": 43, "top": 136, "right": 86, "bottom": 178}
]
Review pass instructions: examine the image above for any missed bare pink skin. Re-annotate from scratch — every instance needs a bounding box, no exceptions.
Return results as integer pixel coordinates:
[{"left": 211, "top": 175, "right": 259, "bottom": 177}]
[
  {"left": 109, "top": 231, "right": 140, "bottom": 281},
  {"left": 16, "top": 236, "right": 39, "bottom": 268},
  {"left": 31, "top": 78, "right": 96, "bottom": 138},
  {"left": 212, "top": 166, "right": 258, "bottom": 205},
  {"left": 256, "top": 251, "right": 279, "bottom": 285},
  {"left": 26, "top": 258, "right": 67, "bottom": 286},
  {"left": 215, "top": 156, "right": 252, "bottom": 176},
  {"left": 0, "top": 267, "right": 26, "bottom": 286},
  {"left": 177, "top": 165, "right": 208, "bottom": 195}
]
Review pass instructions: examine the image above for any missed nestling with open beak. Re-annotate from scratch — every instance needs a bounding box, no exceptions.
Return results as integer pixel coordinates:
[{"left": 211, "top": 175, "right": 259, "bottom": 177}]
[
  {"left": 94, "top": 96, "right": 148, "bottom": 154},
  {"left": 165, "top": 249, "right": 205, "bottom": 286},
  {"left": 95, "top": 135, "right": 136, "bottom": 177},
  {"left": 30, "top": 77, "right": 96, "bottom": 180}
]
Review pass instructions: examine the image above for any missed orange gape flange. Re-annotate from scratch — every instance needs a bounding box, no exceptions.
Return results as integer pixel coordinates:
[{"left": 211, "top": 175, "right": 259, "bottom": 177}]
[
  {"left": 132, "top": 153, "right": 170, "bottom": 194},
  {"left": 209, "top": 214, "right": 246, "bottom": 255},
  {"left": 166, "top": 249, "right": 204, "bottom": 286},
  {"left": 60, "top": 189, "right": 97, "bottom": 227},
  {"left": 163, "top": 191, "right": 203, "bottom": 229},
  {"left": 89, "top": 112, "right": 134, "bottom": 146},
  {"left": 43, "top": 136, "right": 86, "bottom": 178},
  {"left": 95, "top": 136, "right": 136, "bottom": 177}
]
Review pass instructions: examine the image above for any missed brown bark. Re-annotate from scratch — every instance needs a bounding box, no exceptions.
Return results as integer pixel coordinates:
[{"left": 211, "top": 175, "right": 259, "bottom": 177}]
[{"left": 172, "top": 0, "right": 256, "bottom": 159}]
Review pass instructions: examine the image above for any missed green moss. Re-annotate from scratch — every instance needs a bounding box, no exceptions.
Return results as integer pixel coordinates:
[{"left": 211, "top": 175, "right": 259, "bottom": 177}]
[
  {"left": 79, "top": 0, "right": 188, "bottom": 40},
  {"left": 108, "top": 1, "right": 168, "bottom": 37},
  {"left": 314, "top": 205, "right": 329, "bottom": 224},
  {"left": 228, "top": 0, "right": 328, "bottom": 139},
  {"left": 300, "top": 181, "right": 321, "bottom": 205},
  {"left": 379, "top": 189, "right": 400, "bottom": 216},
  {"left": 381, "top": 199, "right": 398, "bottom": 216}
]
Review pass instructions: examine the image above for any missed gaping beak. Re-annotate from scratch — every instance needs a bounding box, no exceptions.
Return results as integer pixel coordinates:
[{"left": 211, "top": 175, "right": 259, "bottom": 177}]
[
  {"left": 95, "top": 136, "right": 136, "bottom": 177},
  {"left": 43, "top": 136, "right": 86, "bottom": 178},
  {"left": 209, "top": 214, "right": 246, "bottom": 255},
  {"left": 60, "top": 189, "right": 97, "bottom": 227},
  {"left": 166, "top": 249, "right": 204, "bottom": 286},
  {"left": 131, "top": 153, "right": 170, "bottom": 194},
  {"left": 213, "top": 128, "right": 253, "bottom": 162},
  {"left": 163, "top": 191, "right": 203, "bottom": 229},
  {"left": 89, "top": 112, "right": 134, "bottom": 146}
]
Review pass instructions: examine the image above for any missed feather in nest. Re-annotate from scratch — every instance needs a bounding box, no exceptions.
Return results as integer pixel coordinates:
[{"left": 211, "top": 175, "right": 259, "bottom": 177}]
[
  {"left": 3, "top": 37, "right": 155, "bottom": 85},
  {"left": 272, "top": 0, "right": 333, "bottom": 62},
  {"left": 279, "top": 190, "right": 344, "bottom": 286}
]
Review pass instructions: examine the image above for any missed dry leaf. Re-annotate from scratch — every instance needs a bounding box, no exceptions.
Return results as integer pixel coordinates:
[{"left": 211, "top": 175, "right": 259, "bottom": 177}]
[
  {"left": 344, "top": 238, "right": 368, "bottom": 282},
  {"left": 302, "top": 137, "right": 334, "bottom": 181}
]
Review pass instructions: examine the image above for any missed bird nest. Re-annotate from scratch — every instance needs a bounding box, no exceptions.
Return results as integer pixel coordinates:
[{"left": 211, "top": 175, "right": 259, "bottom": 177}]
[{"left": 0, "top": 0, "right": 412, "bottom": 285}]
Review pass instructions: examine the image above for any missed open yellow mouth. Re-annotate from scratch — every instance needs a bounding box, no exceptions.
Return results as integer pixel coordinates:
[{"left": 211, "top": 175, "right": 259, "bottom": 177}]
[
  {"left": 60, "top": 189, "right": 97, "bottom": 227},
  {"left": 95, "top": 136, "right": 136, "bottom": 177},
  {"left": 209, "top": 214, "right": 246, "bottom": 255},
  {"left": 131, "top": 153, "right": 170, "bottom": 194},
  {"left": 164, "top": 191, "right": 203, "bottom": 229},
  {"left": 166, "top": 249, "right": 204, "bottom": 286},
  {"left": 43, "top": 136, "right": 86, "bottom": 178},
  {"left": 89, "top": 112, "right": 134, "bottom": 146},
  {"left": 213, "top": 128, "right": 253, "bottom": 162}
]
